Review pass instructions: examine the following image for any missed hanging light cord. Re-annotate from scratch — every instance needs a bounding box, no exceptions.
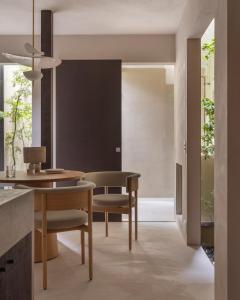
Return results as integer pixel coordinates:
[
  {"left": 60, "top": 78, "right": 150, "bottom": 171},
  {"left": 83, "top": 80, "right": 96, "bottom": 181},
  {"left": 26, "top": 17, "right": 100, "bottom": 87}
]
[{"left": 32, "top": 0, "right": 35, "bottom": 72}]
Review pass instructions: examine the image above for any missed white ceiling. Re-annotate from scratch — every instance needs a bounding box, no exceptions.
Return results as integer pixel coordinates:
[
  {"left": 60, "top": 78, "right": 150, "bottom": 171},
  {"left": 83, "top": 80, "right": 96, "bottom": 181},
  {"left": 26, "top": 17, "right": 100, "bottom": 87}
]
[{"left": 0, "top": 0, "right": 187, "bottom": 35}]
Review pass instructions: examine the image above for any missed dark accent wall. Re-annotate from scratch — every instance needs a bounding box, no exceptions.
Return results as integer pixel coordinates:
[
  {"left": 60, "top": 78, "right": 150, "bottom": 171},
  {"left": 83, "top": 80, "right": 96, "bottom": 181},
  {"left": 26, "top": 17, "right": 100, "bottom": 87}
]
[
  {"left": 41, "top": 10, "right": 53, "bottom": 169},
  {"left": 0, "top": 66, "right": 4, "bottom": 171},
  {"left": 176, "top": 163, "right": 182, "bottom": 215},
  {"left": 56, "top": 60, "right": 122, "bottom": 172},
  {"left": 56, "top": 60, "right": 122, "bottom": 221}
]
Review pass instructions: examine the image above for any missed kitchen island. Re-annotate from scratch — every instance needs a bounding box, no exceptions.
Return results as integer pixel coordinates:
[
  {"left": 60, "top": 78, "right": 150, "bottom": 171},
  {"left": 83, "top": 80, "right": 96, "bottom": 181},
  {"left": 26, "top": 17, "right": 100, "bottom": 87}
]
[{"left": 0, "top": 189, "right": 34, "bottom": 300}]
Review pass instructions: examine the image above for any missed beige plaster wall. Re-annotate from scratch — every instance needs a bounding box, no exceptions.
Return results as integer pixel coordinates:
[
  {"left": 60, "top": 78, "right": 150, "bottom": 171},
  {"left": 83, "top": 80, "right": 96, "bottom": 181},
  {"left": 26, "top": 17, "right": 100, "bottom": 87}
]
[
  {"left": 175, "top": 0, "right": 240, "bottom": 299},
  {"left": 0, "top": 34, "right": 175, "bottom": 63},
  {"left": 53, "top": 35, "right": 175, "bottom": 62},
  {"left": 175, "top": 0, "right": 217, "bottom": 241},
  {"left": 122, "top": 68, "right": 175, "bottom": 197}
]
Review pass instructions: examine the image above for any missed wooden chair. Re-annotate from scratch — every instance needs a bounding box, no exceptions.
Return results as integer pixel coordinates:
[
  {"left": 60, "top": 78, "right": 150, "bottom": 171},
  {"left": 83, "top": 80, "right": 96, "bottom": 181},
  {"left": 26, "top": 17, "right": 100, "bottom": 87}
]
[
  {"left": 34, "top": 181, "right": 95, "bottom": 290},
  {"left": 82, "top": 171, "right": 140, "bottom": 251}
]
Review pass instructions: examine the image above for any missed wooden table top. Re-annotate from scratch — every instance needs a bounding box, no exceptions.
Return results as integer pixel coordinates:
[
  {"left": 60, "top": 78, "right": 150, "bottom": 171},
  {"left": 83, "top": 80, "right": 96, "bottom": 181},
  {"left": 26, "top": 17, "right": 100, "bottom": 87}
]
[{"left": 0, "top": 170, "right": 84, "bottom": 184}]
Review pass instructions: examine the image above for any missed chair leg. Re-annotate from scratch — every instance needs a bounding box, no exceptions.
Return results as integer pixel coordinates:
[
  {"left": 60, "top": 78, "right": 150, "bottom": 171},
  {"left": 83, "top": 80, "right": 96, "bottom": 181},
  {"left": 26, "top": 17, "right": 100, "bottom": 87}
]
[
  {"left": 105, "top": 211, "right": 109, "bottom": 237},
  {"left": 135, "top": 192, "right": 138, "bottom": 241},
  {"left": 88, "top": 230, "right": 93, "bottom": 280},
  {"left": 129, "top": 208, "right": 132, "bottom": 251},
  {"left": 81, "top": 230, "right": 85, "bottom": 264},
  {"left": 42, "top": 231, "right": 48, "bottom": 290}
]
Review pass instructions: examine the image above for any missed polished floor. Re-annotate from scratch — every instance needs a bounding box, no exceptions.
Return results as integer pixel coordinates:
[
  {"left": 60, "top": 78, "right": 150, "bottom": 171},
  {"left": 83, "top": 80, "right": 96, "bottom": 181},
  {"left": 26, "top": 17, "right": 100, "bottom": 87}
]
[
  {"left": 35, "top": 222, "right": 214, "bottom": 300},
  {"left": 123, "top": 198, "right": 175, "bottom": 222}
]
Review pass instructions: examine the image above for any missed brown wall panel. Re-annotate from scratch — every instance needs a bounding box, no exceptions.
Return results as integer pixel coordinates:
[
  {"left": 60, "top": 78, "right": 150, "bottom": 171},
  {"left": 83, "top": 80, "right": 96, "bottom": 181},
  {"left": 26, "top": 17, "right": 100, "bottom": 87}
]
[
  {"left": 41, "top": 10, "right": 53, "bottom": 169},
  {"left": 56, "top": 60, "right": 122, "bottom": 221},
  {"left": 56, "top": 60, "right": 121, "bottom": 172}
]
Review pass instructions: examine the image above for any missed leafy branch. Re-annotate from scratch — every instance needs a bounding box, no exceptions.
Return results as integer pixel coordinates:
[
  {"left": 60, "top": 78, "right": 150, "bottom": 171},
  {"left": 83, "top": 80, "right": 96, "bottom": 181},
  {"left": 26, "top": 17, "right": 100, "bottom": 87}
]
[
  {"left": 201, "top": 97, "right": 215, "bottom": 158},
  {"left": 201, "top": 38, "right": 215, "bottom": 159},
  {"left": 202, "top": 38, "right": 215, "bottom": 61},
  {"left": 0, "top": 66, "right": 32, "bottom": 166}
]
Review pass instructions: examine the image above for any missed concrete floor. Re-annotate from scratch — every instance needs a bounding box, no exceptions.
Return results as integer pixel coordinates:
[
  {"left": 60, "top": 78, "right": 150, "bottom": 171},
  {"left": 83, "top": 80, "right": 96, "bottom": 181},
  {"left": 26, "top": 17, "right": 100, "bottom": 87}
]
[
  {"left": 35, "top": 222, "right": 214, "bottom": 300},
  {"left": 123, "top": 198, "right": 175, "bottom": 222}
]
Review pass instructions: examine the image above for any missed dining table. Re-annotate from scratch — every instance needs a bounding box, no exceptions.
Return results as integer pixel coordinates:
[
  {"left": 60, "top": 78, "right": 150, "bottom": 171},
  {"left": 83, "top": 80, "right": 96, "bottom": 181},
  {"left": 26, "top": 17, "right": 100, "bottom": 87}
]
[{"left": 0, "top": 169, "right": 84, "bottom": 262}]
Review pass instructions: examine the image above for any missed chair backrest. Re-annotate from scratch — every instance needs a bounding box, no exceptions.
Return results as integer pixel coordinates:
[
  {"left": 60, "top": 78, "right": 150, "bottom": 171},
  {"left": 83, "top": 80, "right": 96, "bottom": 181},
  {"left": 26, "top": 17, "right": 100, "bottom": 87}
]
[
  {"left": 15, "top": 181, "right": 95, "bottom": 212},
  {"left": 35, "top": 181, "right": 95, "bottom": 211},
  {"left": 83, "top": 171, "right": 140, "bottom": 192}
]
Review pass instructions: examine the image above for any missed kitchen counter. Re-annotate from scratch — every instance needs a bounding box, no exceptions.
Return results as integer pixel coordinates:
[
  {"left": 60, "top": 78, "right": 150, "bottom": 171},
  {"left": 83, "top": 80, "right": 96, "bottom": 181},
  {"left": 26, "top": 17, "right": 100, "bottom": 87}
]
[
  {"left": 0, "top": 189, "right": 32, "bottom": 207},
  {"left": 0, "top": 189, "right": 34, "bottom": 257}
]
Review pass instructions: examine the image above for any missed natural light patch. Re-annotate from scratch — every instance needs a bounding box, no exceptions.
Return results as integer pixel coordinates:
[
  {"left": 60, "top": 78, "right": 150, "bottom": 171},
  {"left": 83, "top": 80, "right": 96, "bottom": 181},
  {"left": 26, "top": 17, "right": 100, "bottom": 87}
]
[
  {"left": 1, "top": 65, "right": 32, "bottom": 170},
  {"left": 200, "top": 19, "right": 215, "bottom": 263}
]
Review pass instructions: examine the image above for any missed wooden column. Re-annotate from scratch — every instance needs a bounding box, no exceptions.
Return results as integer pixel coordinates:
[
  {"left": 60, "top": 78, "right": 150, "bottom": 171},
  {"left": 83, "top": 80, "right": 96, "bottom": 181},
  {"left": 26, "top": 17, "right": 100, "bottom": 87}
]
[
  {"left": 41, "top": 10, "right": 53, "bottom": 169},
  {"left": 215, "top": 1, "right": 240, "bottom": 299},
  {"left": 0, "top": 66, "right": 4, "bottom": 171},
  {"left": 186, "top": 39, "right": 201, "bottom": 246}
]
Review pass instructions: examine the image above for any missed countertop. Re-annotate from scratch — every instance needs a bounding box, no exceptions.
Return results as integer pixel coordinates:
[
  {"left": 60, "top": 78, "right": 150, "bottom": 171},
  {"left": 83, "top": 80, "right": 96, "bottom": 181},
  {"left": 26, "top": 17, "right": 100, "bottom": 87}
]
[
  {"left": 0, "top": 188, "right": 34, "bottom": 257},
  {"left": 0, "top": 189, "right": 32, "bottom": 207}
]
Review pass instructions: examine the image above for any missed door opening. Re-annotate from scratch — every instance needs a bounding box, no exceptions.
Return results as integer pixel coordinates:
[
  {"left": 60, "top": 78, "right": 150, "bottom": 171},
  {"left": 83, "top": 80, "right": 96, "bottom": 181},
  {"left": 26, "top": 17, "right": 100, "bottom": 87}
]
[
  {"left": 122, "top": 64, "right": 175, "bottom": 222},
  {"left": 200, "top": 20, "right": 215, "bottom": 263}
]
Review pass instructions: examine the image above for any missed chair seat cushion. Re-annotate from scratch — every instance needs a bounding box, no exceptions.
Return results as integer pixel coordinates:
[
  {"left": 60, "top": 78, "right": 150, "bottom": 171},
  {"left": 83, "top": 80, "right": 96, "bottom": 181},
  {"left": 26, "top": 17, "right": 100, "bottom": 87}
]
[
  {"left": 93, "top": 194, "right": 135, "bottom": 207},
  {"left": 35, "top": 210, "right": 88, "bottom": 230}
]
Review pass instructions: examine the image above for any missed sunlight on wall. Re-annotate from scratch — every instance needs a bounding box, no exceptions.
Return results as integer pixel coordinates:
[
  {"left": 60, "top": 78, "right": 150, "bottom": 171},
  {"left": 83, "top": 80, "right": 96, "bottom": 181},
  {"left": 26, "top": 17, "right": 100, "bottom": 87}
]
[{"left": 122, "top": 67, "right": 175, "bottom": 198}]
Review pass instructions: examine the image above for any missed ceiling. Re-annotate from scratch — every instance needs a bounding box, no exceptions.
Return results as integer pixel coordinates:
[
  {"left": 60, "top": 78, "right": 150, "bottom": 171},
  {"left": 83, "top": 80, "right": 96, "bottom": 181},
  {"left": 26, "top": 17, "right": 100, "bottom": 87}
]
[{"left": 0, "top": 0, "right": 187, "bottom": 35}]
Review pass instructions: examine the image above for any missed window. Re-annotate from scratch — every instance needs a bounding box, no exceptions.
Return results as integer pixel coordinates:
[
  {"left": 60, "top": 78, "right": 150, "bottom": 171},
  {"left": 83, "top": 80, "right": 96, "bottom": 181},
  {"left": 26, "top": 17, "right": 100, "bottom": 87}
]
[{"left": 0, "top": 65, "right": 32, "bottom": 170}]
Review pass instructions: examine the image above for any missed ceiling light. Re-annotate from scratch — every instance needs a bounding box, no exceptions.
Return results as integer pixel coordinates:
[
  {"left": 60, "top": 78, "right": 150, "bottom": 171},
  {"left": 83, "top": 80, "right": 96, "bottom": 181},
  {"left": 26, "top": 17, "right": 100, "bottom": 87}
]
[{"left": 1, "top": 0, "right": 61, "bottom": 81}]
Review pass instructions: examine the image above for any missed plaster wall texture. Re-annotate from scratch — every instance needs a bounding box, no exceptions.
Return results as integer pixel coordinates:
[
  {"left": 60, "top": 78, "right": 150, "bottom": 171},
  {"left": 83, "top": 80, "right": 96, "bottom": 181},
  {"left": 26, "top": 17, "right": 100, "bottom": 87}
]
[
  {"left": 175, "top": 0, "right": 240, "bottom": 299},
  {"left": 122, "top": 68, "right": 174, "bottom": 197},
  {"left": 0, "top": 35, "right": 175, "bottom": 63},
  {"left": 175, "top": 0, "right": 217, "bottom": 241}
]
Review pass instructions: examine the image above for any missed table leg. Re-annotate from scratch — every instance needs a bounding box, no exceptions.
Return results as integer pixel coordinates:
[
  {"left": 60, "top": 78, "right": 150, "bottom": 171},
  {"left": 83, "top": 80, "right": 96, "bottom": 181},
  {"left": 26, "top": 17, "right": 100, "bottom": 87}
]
[{"left": 34, "top": 230, "right": 59, "bottom": 263}]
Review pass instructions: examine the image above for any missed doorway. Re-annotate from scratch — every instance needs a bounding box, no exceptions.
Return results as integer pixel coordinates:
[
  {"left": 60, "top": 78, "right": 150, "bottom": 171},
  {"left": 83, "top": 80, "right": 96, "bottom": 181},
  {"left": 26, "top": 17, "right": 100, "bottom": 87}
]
[
  {"left": 122, "top": 65, "right": 175, "bottom": 222},
  {"left": 200, "top": 20, "right": 215, "bottom": 262}
]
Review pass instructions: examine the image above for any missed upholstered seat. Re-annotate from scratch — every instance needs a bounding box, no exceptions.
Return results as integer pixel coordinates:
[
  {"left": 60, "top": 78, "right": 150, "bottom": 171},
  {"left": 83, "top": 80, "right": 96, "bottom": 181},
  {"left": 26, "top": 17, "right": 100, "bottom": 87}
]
[
  {"left": 93, "top": 194, "right": 135, "bottom": 207},
  {"left": 83, "top": 171, "right": 140, "bottom": 250},
  {"left": 35, "top": 210, "right": 88, "bottom": 230}
]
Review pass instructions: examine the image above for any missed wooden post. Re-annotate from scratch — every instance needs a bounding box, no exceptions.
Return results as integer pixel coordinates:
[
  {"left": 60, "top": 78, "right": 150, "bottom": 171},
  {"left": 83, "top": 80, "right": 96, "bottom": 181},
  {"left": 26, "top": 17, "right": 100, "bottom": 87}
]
[{"left": 41, "top": 10, "right": 53, "bottom": 169}]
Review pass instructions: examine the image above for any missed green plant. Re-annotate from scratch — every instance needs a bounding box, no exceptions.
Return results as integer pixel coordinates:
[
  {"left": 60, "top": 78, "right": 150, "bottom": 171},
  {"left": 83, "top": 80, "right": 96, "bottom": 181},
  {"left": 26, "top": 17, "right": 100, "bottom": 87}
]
[
  {"left": 201, "top": 38, "right": 215, "bottom": 159},
  {"left": 202, "top": 38, "right": 215, "bottom": 60},
  {"left": 201, "top": 97, "right": 215, "bottom": 158},
  {"left": 0, "top": 66, "right": 32, "bottom": 166}
]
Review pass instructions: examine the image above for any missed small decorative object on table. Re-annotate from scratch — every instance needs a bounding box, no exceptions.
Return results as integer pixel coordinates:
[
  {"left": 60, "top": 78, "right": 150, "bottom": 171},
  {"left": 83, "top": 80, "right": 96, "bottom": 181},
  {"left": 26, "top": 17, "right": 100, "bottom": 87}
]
[
  {"left": 24, "top": 146, "right": 46, "bottom": 175},
  {"left": 44, "top": 168, "right": 65, "bottom": 174},
  {"left": 5, "top": 165, "right": 16, "bottom": 178}
]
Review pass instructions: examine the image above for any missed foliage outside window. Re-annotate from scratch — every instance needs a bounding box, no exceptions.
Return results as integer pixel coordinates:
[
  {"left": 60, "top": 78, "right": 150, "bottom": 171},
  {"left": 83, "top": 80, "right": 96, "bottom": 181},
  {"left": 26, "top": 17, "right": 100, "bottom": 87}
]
[
  {"left": 201, "top": 97, "right": 215, "bottom": 158},
  {"left": 201, "top": 38, "right": 215, "bottom": 159},
  {"left": 202, "top": 38, "right": 215, "bottom": 61},
  {"left": 0, "top": 66, "right": 32, "bottom": 168},
  {"left": 201, "top": 37, "right": 215, "bottom": 223}
]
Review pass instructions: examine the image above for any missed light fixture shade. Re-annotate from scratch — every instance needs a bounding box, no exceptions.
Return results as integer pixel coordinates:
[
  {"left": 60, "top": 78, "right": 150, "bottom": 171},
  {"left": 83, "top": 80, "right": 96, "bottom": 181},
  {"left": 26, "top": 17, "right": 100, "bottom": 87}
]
[
  {"left": 23, "top": 70, "right": 43, "bottom": 81},
  {"left": 2, "top": 52, "right": 33, "bottom": 67},
  {"left": 1, "top": 0, "right": 62, "bottom": 82},
  {"left": 24, "top": 147, "right": 46, "bottom": 164},
  {"left": 2, "top": 52, "right": 62, "bottom": 71},
  {"left": 24, "top": 42, "right": 44, "bottom": 56},
  {"left": 37, "top": 56, "right": 62, "bottom": 69}
]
